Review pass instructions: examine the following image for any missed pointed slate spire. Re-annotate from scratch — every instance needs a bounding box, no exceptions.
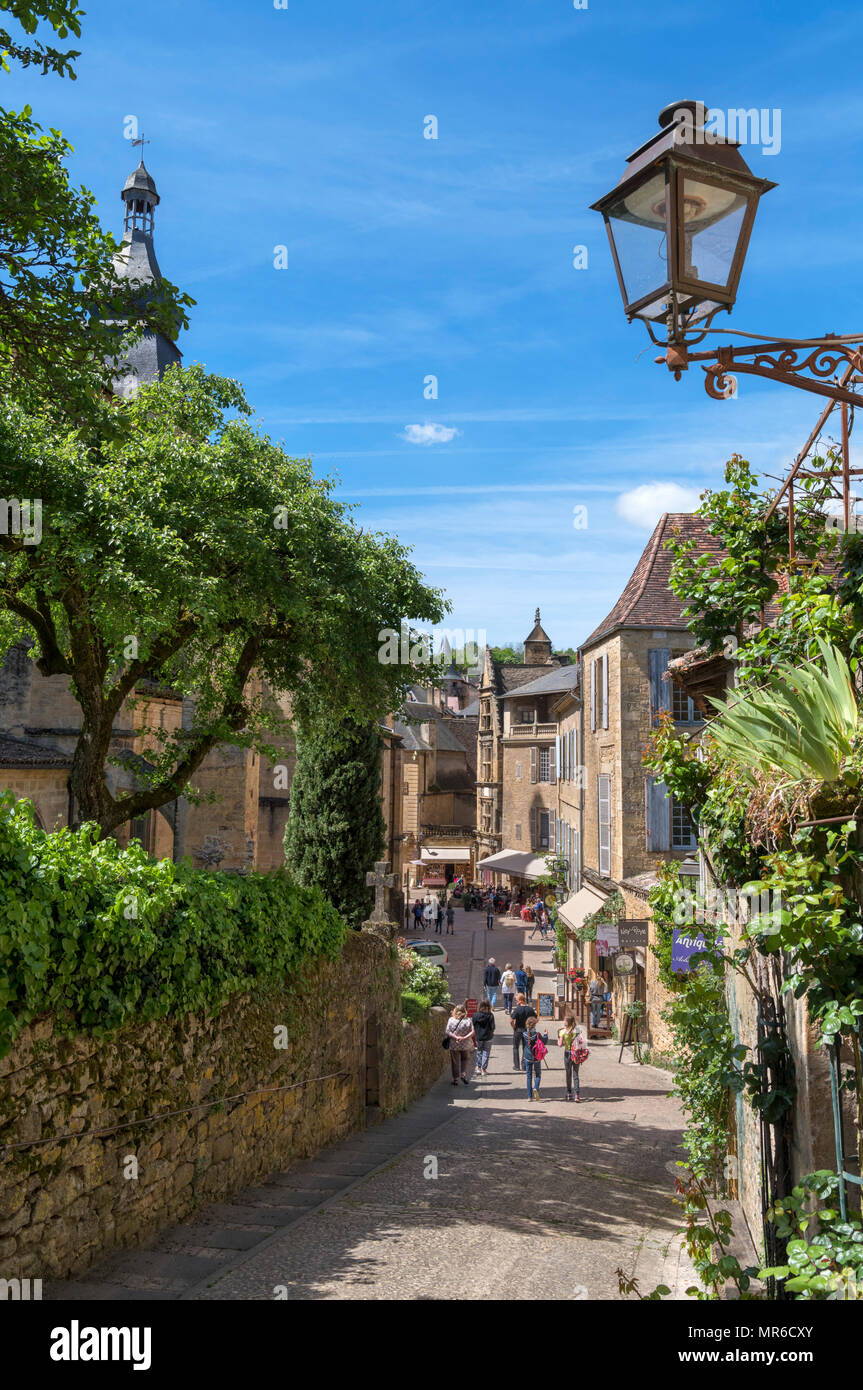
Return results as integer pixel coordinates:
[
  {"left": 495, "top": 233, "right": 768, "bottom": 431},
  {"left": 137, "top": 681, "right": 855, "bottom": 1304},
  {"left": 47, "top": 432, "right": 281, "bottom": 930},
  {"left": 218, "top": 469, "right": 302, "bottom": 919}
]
[{"left": 111, "top": 151, "right": 183, "bottom": 398}]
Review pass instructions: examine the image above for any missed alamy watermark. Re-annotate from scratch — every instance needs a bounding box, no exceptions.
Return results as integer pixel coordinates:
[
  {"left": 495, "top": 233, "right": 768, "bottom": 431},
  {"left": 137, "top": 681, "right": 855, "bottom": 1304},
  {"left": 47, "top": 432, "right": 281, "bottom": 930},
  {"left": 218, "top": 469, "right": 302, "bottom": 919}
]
[
  {"left": 671, "top": 886, "right": 782, "bottom": 929},
  {"left": 0, "top": 498, "right": 42, "bottom": 545},
  {"left": 673, "top": 105, "right": 781, "bottom": 157},
  {"left": 378, "top": 624, "right": 486, "bottom": 666}
]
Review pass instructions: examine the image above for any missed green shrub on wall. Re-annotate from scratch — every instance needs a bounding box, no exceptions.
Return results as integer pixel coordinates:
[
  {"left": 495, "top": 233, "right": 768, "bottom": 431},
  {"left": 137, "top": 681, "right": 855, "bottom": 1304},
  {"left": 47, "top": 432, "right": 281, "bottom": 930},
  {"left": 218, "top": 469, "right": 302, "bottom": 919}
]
[
  {"left": 0, "top": 794, "right": 348, "bottom": 1057},
  {"left": 401, "top": 991, "right": 431, "bottom": 1023}
]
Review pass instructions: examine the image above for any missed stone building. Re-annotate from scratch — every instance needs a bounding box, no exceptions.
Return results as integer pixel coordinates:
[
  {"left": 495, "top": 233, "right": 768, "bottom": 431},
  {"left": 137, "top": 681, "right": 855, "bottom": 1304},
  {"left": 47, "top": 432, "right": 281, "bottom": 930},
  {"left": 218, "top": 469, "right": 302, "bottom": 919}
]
[
  {"left": 0, "top": 158, "right": 293, "bottom": 873},
  {"left": 475, "top": 611, "right": 575, "bottom": 894},
  {"left": 382, "top": 687, "right": 478, "bottom": 903},
  {"left": 555, "top": 514, "right": 720, "bottom": 1035}
]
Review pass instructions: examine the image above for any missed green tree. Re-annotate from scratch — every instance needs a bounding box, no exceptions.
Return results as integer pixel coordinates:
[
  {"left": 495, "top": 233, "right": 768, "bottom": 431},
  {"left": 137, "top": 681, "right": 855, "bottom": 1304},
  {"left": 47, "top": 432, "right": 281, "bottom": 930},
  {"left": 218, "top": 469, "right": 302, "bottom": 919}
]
[
  {"left": 0, "top": 366, "right": 445, "bottom": 837},
  {"left": 0, "top": 2, "right": 192, "bottom": 418},
  {"left": 283, "top": 718, "right": 386, "bottom": 929}
]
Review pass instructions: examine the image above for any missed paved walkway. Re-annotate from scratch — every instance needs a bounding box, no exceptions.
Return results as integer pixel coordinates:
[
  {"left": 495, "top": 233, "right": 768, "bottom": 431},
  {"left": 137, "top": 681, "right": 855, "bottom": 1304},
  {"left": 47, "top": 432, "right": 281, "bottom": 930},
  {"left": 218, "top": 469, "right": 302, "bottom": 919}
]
[{"left": 48, "top": 902, "right": 695, "bottom": 1301}]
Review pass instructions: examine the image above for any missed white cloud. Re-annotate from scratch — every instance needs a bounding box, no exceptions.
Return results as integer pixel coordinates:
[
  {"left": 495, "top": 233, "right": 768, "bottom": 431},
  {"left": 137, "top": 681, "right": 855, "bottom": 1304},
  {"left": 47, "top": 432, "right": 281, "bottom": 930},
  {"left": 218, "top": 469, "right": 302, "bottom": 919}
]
[
  {"left": 615, "top": 481, "right": 703, "bottom": 530},
  {"left": 400, "top": 422, "right": 462, "bottom": 446}
]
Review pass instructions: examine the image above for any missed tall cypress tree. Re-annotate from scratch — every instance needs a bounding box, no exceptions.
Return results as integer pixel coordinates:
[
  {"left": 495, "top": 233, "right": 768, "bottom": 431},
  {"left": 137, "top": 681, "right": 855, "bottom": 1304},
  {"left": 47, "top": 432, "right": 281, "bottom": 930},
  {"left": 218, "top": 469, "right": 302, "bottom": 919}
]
[{"left": 283, "top": 719, "right": 386, "bottom": 929}]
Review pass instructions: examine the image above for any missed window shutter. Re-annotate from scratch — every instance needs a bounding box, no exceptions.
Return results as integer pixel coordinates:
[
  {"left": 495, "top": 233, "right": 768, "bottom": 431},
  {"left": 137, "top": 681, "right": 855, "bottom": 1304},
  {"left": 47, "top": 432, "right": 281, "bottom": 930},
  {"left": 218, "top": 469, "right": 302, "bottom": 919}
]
[
  {"left": 529, "top": 806, "right": 537, "bottom": 849},
  {"left": 549, "top": 741, "right": 556, "bottom": 784},
  {"left": 556, "top": 733, "right": 562, "bottom": 780},
  {"left": 548, "top": 808, "right": 556, "bottom": 852},
  {"left": 602, "top": 653, "right": 609, "bottom": 730},
  {"left": 530, "top": 746, "right": 537, "bottom": 784},
  {"left": 572, "top": 828, "right": 580, "bottom": 885},
  {"left": 590, "top": 659, "right": 597, "bottom": 731},
  {"left": 597, "top": 775, "right": 611, "bottom": 876},
  {"left": 645, "top": 775, "right": 671, "bottom": 851},
  {"left": 648, "top": 648, "right": 671, "bottom": 724},
  {"left": 572, "top": 728, "right": 578, "bottom": 783}
]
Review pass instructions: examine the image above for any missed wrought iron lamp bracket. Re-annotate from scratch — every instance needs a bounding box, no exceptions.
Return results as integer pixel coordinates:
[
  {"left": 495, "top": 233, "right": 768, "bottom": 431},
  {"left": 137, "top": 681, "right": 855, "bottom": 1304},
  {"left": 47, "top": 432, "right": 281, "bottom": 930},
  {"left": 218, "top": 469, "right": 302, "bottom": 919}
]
[{"left": 656, "top": 333, "right": 863, "bottom": 406}]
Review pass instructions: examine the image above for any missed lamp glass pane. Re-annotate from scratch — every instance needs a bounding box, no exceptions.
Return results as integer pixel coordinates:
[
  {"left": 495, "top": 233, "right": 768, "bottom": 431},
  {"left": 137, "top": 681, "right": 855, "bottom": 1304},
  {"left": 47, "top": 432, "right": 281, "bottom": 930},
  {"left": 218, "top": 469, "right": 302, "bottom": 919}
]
[
  {"left": 680, "top": 177, "right": 747, "bottom": 288},
  {"left": 606, "top": 171, "right": 669, "bottom": 312}
]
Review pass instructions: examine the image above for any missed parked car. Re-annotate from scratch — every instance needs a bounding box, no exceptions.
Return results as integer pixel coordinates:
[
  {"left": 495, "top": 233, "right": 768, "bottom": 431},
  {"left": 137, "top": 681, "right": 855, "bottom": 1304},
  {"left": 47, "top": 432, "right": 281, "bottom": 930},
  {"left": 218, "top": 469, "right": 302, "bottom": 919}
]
[{"left": 405, "top": 939, "right": 449, "bottom": 971}]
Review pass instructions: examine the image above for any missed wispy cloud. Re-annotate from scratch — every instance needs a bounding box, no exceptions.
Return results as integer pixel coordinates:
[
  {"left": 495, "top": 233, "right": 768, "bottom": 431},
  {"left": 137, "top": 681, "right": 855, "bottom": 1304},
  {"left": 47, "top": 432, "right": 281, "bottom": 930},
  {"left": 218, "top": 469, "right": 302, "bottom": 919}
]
[{"left": 400, "top": 423, "right": 462, "bottom": 446}]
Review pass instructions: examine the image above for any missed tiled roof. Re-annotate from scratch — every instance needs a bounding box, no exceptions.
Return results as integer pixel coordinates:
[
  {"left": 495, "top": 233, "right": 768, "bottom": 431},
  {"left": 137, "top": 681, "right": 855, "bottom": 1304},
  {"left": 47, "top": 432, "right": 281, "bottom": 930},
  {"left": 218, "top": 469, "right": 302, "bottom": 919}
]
[
  {"left": 582, "top": 513, "right": 722, "bottom": 648},
  {"left": 0, "top": 735, "right": 70, "bottom": 768},
  {"left": 495, "top": 662, "right": 561, "bottom": 695},
  {"left": 501, "top": 666, "right": 579, "bottom": 700}
]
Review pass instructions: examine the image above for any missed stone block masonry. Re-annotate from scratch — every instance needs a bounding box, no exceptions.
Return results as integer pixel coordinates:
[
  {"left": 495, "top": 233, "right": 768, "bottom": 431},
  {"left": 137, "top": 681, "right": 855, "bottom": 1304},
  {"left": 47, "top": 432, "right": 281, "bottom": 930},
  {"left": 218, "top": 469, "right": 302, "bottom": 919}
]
[{"left": 0, "top": 933, "right": 446, "bottom": 1281}]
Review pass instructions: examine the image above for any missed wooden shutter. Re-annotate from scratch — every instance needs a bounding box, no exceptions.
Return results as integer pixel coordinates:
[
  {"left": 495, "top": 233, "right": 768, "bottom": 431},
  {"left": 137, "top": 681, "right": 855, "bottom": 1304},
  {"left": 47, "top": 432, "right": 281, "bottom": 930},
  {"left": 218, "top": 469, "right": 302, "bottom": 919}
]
[
  {"left": 598, "top": 775, "right": 610, "bottom": 875},
  {"left": 572, "top": 728, "right": 578, "bottom": 783},
  {"left": 529, "top": 806, "right": 537, "bottom": 849},
  {"left": 549, "top": 741, "right": 556, "bottom": 784},
  {"left": 602, "top": 654, "right": 609, "bottom": 730},
  {"left": 648, "top": 648, "right": 671, "bottom": 725},
  {"left": 645, "top": 775, "right": 671, "bottom": 851},
  {"left": 590, "top": 659, "right": 597, "bottom": 731},
  {"left": 572, "top": 827, "right": 580, "bottom": 885},
  {"left": 530, "top": 746, "right": 537, "bottom": 783},
  {"left": 548, "top": 808, "right": 556, "bottom": 852},
  {"left": 556, "top": 733, "right": 563, "bottom": 780}
]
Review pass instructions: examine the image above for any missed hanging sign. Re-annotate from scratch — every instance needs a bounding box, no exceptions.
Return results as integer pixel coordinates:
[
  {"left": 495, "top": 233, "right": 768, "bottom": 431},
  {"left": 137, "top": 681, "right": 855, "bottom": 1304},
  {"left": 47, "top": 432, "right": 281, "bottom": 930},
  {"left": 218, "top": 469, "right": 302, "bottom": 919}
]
[
  {"left": 614, "top": 953, "right": 635, "bottom": 975},
  {"left": 618, "top": 920, "right": 649, "bottom": 950},
  {"left": 671, "top": 929, "right": 723, "bottom": 973}
]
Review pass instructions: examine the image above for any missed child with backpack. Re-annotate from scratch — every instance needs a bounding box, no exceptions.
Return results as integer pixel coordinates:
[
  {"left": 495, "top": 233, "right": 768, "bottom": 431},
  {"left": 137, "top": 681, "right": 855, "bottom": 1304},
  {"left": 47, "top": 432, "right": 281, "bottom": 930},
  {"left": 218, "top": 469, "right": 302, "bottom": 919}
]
[
  {"left": 558, "top": 1014, "right": 589, "bottom": 1102},
  {"left": 523, "top": 1013, "right": 549, "bottom": 1102}
]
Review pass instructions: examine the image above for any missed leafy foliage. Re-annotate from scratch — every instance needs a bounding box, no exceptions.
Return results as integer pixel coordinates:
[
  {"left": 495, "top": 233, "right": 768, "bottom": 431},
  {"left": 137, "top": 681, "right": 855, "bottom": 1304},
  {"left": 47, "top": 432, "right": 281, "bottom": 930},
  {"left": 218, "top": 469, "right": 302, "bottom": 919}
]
[
  {"left": 283, "top": 718, "right": 386, "bottom": 931},
  {"left": 709, "top": 639, "right": 858, "bottom": 787},
  {"left": 1, "top": 0, "right": 82, "bottom": 78},
  {"left": 761, "top": 1171, "right": 863, "bottom": 1298},
  {"left": 0, "top": 794, "right": 348, "bottom": 1058},
  {"left": 396, "top": 939, "right": 450, "bottom": 1007},
  {"left": 0, "top": 366, "right": 445, "bottom": 835},
  {"left": 400, "top": 991, "right": 431, "bottom": 1024}
]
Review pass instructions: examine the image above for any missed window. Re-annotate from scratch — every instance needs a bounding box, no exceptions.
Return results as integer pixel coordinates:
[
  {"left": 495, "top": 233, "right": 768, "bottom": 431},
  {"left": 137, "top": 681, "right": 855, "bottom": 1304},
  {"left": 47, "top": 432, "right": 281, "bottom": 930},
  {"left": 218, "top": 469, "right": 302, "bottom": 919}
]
[
  {"left": 519, "top": 707, "right": 534, "bottom": 724},
  {"left": 591, "top": 655, "right": 609, "bottom": 731},
  {"left": 515, "top": 761, "right": 522, "bottom": 781},
  {"left": 598, "top": 775, "right": 611, "bottom": 875},
  {"left": 672, "top": 796, "right": 697, "bottom": 849},
  {"left": 670, "top": 650, "right": 703, "bottom": 722},
  {"left": 539, "top": 747, "right": 550, "bottom": 782},
  {"left": 515, "top": 822, "right": 522, "bottom": 842},
  {"left": 538, "top": 811, "right": 550, "bottom": 849}
]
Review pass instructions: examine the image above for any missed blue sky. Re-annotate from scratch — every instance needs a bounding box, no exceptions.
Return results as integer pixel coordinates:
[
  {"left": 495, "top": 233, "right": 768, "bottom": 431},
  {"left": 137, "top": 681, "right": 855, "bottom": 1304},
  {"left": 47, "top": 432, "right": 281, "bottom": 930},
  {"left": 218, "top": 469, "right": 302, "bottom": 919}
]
[{"left": 6, "top": 0, "right": 863, "bottom": 648}]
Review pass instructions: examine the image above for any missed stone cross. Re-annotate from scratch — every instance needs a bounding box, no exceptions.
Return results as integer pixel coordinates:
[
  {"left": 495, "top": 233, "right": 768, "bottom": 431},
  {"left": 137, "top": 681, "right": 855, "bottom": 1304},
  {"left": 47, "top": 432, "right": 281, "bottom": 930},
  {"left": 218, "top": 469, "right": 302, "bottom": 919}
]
[{"left": 366, "top": 860, "right": 397, "bottom": 922}]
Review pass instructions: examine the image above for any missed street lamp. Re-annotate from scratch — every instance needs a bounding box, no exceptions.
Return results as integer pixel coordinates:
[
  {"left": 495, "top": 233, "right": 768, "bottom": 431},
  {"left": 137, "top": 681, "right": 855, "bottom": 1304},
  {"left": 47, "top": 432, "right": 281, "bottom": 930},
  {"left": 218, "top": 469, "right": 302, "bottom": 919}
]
[
  {"left": 591, "top": 100, "right": 775, "bottom": 349},
  {"left": 592, "top": 100, "right": 863, "bottom": 542}
]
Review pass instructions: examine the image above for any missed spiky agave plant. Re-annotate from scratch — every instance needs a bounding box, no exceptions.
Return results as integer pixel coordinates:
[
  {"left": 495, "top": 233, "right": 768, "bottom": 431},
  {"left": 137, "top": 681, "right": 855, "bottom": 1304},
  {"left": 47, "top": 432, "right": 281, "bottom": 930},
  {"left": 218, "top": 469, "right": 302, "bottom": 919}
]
[{"left": 708, "top": 639, "right": 859, "bottom": 788}]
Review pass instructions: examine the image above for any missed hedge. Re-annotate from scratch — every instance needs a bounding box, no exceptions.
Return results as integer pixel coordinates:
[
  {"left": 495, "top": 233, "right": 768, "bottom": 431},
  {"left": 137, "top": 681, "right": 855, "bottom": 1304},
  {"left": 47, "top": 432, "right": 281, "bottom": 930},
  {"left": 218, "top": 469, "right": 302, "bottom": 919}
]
[{"left": 0, "top": 793, "right": 348, "bottom": 1057}]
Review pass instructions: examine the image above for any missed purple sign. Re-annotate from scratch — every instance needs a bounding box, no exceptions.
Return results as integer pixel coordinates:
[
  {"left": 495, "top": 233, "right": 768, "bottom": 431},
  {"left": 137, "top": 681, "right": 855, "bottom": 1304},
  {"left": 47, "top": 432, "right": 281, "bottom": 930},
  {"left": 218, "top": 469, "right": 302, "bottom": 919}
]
[{"left": 671, "top": 929, "right": 723, "bottom": 973}]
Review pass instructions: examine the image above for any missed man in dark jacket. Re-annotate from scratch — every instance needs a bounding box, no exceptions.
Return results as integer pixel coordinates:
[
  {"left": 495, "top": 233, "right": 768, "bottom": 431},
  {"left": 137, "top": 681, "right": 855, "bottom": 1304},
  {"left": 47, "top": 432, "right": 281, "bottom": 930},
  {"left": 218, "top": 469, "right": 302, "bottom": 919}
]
[
  {"left": 510, "top": 994, "right": 533, "bottom": 1071},
  {"left": 483, "top": 958, "right": 501, "bottom": 1009}
]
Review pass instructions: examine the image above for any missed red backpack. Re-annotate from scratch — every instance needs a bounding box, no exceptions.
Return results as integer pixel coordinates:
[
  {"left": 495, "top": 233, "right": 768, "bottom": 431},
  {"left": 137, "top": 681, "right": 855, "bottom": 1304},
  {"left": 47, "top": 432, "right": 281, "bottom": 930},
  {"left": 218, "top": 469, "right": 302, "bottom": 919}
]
[{"left": 571, "top": 1038, "right": 590, "bottom": 1065}]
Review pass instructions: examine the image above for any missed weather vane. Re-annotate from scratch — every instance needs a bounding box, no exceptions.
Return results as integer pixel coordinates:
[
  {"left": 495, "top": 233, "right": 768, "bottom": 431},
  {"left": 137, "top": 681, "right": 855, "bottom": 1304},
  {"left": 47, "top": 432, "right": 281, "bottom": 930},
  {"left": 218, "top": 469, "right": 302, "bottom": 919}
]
[{"left": 131, "top": 133, "right": 150, "bottom": 160}]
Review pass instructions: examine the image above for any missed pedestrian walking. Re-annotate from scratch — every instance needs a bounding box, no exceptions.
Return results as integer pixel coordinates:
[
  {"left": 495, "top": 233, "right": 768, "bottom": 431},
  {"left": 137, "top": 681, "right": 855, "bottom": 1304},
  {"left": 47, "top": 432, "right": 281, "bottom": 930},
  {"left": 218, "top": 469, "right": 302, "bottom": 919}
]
[
  {"left": 525, "top": 965, "right": 535, "bottom": 1003},
  {"left": 515, "top": 962, "right": 528, "bottom": 997},
  {"left": 434, "top": 899, "right": 443, "bottom": 934},
  {"left": 423, "top": 898, "right": 435, "bottom": 931},
  {"left": 523, "top": 1014, "right": 549, "bottom": 1102},
  {"left": 510, "top": 993, "right": 531, "bottom": 1071},
  {"left": 589, "top": 975, "right": 604, "bottom": 1030},
  {"left": 445, "top": 1004, "right": 475, "bottom": 1086},
  {"left": 486, "top": 898, "right": 495, "bottom": 931},
  {"left": 558, "top": 1014, "right": 585, "bottom": 1102},
  {"left": 472, "top": 999, "right": 495, "bottom": 1076},
  {"left": 483, "top": 958, "right": 501, "bottom": 1009},
  {"left": 413, "top": 898, "right": 424, "bottom": 932},
  {"left": 500, "top": 963, "right": 517, "bottom": 1016},
  {"left": 445, "top": 903, "right": 455, "bottom": 934}
]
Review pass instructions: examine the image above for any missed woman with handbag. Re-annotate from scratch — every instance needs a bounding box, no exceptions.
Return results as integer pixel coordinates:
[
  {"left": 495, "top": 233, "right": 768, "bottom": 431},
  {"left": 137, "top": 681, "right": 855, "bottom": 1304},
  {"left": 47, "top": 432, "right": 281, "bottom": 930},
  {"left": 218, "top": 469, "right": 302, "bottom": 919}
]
[
  {"left": 444, "top": 1004, "right": 476, "bottom": 1086},
  {"left": 523, "top": 1013, "right": 549, "bottom": 1102},
  {"left": 558, "top": 1015, "right": 588, "bottom": 1101}
]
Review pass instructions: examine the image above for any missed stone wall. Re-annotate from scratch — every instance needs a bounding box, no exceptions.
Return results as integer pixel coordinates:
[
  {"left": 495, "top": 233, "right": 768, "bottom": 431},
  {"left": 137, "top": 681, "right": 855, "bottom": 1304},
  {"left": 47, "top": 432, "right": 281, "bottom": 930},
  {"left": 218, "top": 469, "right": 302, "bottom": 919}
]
[{"left": 0, "top": 931, "right": 445, "bottom": 1282}]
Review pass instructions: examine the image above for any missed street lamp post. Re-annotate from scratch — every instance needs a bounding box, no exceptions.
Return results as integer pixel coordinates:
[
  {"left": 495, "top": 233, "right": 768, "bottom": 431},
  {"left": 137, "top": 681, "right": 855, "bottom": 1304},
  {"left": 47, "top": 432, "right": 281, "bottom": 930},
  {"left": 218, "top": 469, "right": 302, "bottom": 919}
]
[{"left": 592, "top": 101, "right": 863, "bottom": 534}]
